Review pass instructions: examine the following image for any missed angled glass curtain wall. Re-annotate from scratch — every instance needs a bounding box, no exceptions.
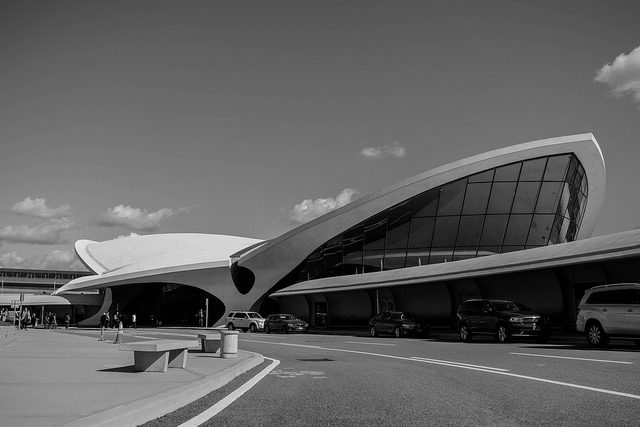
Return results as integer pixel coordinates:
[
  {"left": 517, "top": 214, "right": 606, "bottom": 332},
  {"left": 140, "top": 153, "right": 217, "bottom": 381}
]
[{"left": 295, "top": 154, "right": 588, "bottom": 284}]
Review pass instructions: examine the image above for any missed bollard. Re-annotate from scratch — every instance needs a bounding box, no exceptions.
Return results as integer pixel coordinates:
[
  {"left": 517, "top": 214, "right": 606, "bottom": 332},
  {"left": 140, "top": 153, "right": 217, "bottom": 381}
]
[
  {"left": 114, "top": 321, "right": 124, "bottom": 344},
  {"left": 219, "top": 329, "right": 239, "bottom": 358}
]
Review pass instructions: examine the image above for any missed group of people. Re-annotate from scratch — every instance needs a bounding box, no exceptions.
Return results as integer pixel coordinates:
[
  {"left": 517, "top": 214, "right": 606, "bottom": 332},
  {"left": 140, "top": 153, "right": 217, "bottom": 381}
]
[
  {"left": 99, "top": 311, "right": 137, "bottom": 329},
  {"left": 0, "top": 307, "right": 71, "bottom": 329}
]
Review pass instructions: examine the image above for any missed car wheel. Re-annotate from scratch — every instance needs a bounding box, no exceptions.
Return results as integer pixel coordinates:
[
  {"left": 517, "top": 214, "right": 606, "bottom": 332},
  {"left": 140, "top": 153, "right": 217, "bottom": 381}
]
[
  {"left": 370, "top": 326, "right": 377, "bottom": 337},
  {"left": 459, "top": 324, "right": 472, "bottom": 342},
  {"left": 586, "top": 322, "right": 609, "bottom": 347},
  {"left": 265, "top": 325, "right": 270, "bottom": 334},
  {"left": 284, "top": 325, "right": 289, "bottom": 334},
  {"left": 394, "top": 326, "right": 402, "bottom": 338},
  {"left": 249, "top": 323, "right": 257, "bottom": 333},
  {"left": 227, "top": 323, "right": 235, "bottom": 330},
  {"left": 496, "top": 324, "right": 510, "bottom": 343}
]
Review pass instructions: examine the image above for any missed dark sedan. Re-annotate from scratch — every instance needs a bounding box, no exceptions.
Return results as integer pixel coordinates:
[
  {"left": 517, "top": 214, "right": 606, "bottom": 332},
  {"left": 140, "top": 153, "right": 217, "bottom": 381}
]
[
  {"left": 369, "top": 311, "right": 429, "bottom": 338},
  {"left": 264, "top": 313, "right": 309, "bottom": 333}
]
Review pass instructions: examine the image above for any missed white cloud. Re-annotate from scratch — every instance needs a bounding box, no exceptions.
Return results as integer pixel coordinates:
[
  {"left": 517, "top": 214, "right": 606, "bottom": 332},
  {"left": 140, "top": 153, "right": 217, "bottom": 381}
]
[
  {"left": 0, "top": 250, "right": 86, "bottom": 271},
  {"left": 360, "top": 141, "right": 407, "bottom": 159},
  {"left": 115, "top": 232, "right": 141, "bottom": 239},
  {"left": 0, "top": 218, "right": 73, "bottom": 245},
  {"left": 289, "top": 188, "right": 358, "bottom": 224},
  {"left": 595, "top": 46, "right": 640, "bottom": 103},
  {"left": 12, "top": 197, "right": 72, "bottom": 218},
  {"left": 96, "top": 205, "right": 190, "bottom": 232}
]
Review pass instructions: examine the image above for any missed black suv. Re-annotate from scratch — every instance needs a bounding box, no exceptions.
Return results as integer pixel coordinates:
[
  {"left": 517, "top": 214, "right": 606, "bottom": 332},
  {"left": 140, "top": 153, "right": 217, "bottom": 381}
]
[
  {"left": 369, "top": 311, "right": 430, "bottom": 338},
  {"left": 456, "top": 299, "right": 551, "bottom": 343}
]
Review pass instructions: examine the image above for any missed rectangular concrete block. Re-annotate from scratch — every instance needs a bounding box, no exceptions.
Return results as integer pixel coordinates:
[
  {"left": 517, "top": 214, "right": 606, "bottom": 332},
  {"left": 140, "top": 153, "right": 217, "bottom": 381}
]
[{"left": 133, "top": 350, "right": 169, "bottom": 372}]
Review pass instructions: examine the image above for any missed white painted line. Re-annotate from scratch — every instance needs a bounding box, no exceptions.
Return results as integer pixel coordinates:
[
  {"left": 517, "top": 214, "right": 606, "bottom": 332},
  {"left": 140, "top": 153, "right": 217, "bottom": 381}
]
[
  {"left": 411, "top": 357, "right": 509, "bottom": 372},
  {"left": 345, "top": 341, "right": 395, "bottom": 346},
  {"left": 510, "top": 352, "right": 634, "bottom": 365},
  {"left": 245, "top": 340, "right": 640, "bottom": 401},
  {"left": 178, "top": 357, "right": 280, "bottom": 427}
]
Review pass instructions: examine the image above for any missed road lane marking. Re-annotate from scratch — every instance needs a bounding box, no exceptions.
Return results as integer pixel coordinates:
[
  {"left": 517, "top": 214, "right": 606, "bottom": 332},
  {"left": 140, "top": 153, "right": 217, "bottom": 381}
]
[
  {"left": 510, "top": 352, "right": 634, "bottom": 364},
  {"left": 411, "top": 357, "right": 509, "bottom": 372},
  {"left": 178, "top": 357, "right": 280, "bottom": 427},
  {"left": 345, "top": 341, "right": 395, "bottom": 346},
  {"left": 243, "top": 339, "right": 640, "bottom": 401}
]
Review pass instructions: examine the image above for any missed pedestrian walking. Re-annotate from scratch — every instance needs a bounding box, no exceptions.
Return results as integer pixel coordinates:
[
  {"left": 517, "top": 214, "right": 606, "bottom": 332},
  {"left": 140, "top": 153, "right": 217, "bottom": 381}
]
[
  {"left": 64, "top": 313, "right": 71, "bottom": 328},
  {"left": 131, "top": 313, "right": 137, "bottom": 329}
]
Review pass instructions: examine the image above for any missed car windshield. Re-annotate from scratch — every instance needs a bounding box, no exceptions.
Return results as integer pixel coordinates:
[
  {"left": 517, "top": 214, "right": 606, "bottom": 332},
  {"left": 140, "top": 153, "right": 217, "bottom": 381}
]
[
  {"left": 491, "top": 301, "right": 520, "bottom": 312},
  {"left": 248, "top": 312, "right": 263, "bottom": 319},
  {"left": 281, "top": 314, "right": 296, "bottom": 320},
  {"left": 391, "top": 312, "right": 414, "bottom": 321}
]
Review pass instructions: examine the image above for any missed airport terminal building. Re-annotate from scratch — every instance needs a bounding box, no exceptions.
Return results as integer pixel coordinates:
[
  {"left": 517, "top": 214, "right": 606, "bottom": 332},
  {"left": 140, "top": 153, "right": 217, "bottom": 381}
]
[{"left": 52, "top": 134, "right": 640, "bottom": 329}]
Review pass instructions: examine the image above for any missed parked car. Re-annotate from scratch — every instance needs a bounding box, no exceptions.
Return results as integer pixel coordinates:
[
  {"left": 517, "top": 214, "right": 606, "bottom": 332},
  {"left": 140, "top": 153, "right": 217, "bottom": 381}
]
[
  {"left": 225, "top": 311, "right": 265, "bottom": 332},
  {"left": 575, "top": 283, "right": 640, "bottom": 347},
  {"left": 264, "top": 313, "right": 309, "bottom": 333},
  {"left": 368, "top": 311, "right": 429, "bottom": 338},
  {"left": 457, "top": 299, "right": 551, "bottom": 343}
]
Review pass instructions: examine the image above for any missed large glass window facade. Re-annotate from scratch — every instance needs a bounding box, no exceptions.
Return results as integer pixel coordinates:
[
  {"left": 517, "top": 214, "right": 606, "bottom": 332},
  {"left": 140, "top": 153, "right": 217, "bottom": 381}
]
[{"left": 294, "top": 154, "right": 588, "bottom": 283}]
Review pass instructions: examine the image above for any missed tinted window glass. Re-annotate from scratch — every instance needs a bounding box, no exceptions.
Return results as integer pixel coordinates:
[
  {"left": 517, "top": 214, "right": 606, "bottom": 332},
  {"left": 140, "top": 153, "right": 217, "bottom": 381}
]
[
  {"left": 429, "top": 248, "right": 453, "bottom": 264},
  {"left": 408, "top": 217, "right": 435, "bottom": 248},
  {"left": 432, "top": 216, "right": 460, "bottom": 247},
  {"left": 386, "top": 201, "right": 412, "bottom": 249},
  {"left": 468, "top": 169, "right": 494, "bottom": 183},
  {"left": 462, "top": 183, "right": 491, "bottom": 214},
  {"left": 364, "top": 215, "right": 387, "bottom": 250},
  {"left": 362, "top": 250, "right": 384, "bottom": 272},
  {"left": 413, "top": 190, "right": 439, "bottom": 217},
  {"left": 384, "top": 250, "right": 406, "bottom": 270},
  {"left": 456, "top": 215, "right": 484, "bottom": 246},
  {"left": 520, "top": 158, "right": 547, "bottom": 181},
  {"left": 535, "top": 182, "right": 563, "bottom": 213},
  {"left": 544, "top": 155, "right": 570, "bottom": 181},
  {"left": 479, "top": 215, "right": 509, "bottom": 245},
  {"left": 503, "top": 214, "right": 532, "bottom": 246},
  {"left": 405, "top": 248, "right": 429, "bottom": 267},
  {"left": 526, "top": 214, "right": 555, "bottom": 246},
  {"left": 512, "top": 182, "right": 541, "bottom": 213},
  {"left": 494, "top": 163, "right": 521, "bottom": 181},
  {"left": 437, "top": 179, "right": 467, "bottom": 215},
  {"left": 487, "top": 182, "right": 516, "bottom": 214}
]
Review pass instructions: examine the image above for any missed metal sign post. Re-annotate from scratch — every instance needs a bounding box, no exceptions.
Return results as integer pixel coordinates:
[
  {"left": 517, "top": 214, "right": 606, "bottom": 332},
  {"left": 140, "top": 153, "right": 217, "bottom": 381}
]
[{"left": 205, "top": 298, "right": 209, "bottom": 328}]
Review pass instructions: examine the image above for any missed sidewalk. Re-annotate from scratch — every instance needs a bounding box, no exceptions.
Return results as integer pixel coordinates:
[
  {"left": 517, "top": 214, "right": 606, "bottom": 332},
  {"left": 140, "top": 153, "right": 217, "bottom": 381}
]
[{"left": 0, "top": 328, "right": 263, "bottom": 427}]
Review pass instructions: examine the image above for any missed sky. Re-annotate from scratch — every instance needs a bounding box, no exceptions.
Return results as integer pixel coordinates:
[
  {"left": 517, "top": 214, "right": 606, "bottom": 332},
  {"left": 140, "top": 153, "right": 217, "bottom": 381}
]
[{"left": 1, "top": 1, "right": 640, "bottom": 271}]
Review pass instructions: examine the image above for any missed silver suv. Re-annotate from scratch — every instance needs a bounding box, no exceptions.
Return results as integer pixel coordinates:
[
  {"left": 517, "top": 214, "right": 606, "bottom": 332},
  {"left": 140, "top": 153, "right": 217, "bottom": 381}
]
[
  {"left": 225, "top": 311, "right": 265, "bottom": 332},
  {"left": 576, "top": 283, "right": 640, "bottom": 347}
]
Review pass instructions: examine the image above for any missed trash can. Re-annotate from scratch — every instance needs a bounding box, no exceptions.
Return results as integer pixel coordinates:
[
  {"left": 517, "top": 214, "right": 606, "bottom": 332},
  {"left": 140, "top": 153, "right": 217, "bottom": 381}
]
[{"left": 220, "top": 329, "right": 239, "bottom": 358}]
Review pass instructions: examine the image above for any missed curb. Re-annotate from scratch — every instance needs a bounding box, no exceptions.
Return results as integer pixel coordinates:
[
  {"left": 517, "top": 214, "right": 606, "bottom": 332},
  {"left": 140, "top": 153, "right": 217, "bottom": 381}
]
[{"left": 65, "top": 350, "right": 265, "bottom": 427}]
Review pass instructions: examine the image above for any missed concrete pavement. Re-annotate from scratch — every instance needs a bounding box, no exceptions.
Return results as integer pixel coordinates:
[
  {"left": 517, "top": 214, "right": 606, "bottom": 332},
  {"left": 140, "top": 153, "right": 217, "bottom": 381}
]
[{"left": 0, "top": 327, "right": 263, "bottom": 427}]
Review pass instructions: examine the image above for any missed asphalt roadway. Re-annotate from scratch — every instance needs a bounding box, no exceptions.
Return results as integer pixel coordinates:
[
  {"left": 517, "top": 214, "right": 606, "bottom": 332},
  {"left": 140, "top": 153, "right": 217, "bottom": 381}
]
[{"left": 0, "top": 326, "right": 262, "bottom": 427}]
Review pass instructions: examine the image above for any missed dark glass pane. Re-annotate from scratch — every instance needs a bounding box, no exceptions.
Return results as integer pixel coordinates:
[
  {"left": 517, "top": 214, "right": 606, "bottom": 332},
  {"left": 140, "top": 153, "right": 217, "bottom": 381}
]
[
  {"left": 405, "top": 249, "right": 430, "bottom": 267},
  {"left": 462, "top": 183, "right": 491, "bottom": 214},
  {"left": 437, "top": 179, "right": 467, "bottom": 215},
  {"left": 548, "top": 215, "right": 563, "bottom": 244},
  {"left": 362, "top": 250, "right": 384, "bottom": 273},
  {"left": 323, "top": 244, "right": 343, "bottom": 276},
  {"left": 343, "top": 226, "right": 364, "bottom": 254},
  {"left": 494, "top": 163, "right": 522, "bottom": 181},
  {"left": 386, "top": 201, "right": 412, "bottom": 249},
  {"left": 544, "top": 155, "right": 571, "bottom": 181},
  {"left": 512, "top": 182, "right": 541, "bottom": 213},
  {"left": 413, "top": 189, "right": 439, "bottom": 217},
  {"left": 501, "top": 245, "right": 524, "bottom": 253},
  {"left": 343, "top": 251, "right": 362, "bottom": 274},
  {"left": 468, "top": 169, "right": 495, "bottom": 183},
  {"left": 527, "top": 214, "right": 556, "bottom": 246},
  {"left": 520, "top": 158, "right": 547, "bottom": 181},
  {"left": 453, "top": 247, "right": 478, "bottom": 260},
  {"left": 364, "top": 215, "right": 387, "bottom": 250},
  {"left": 487, "top": 182, "right": 517, "bottom": 214},
  {"left": 573, "top": 163, "right": 586, "bottom": 190},
  {"left": 535, "top": 182, "right": 563, "bottom": 213},
  {"left": 408, "top": 217, "right": 435, "bottom": 248},
  {"left": 503, "top": 214, "right": 532, "bottom": 246},
  {"left": 432, "top": 216, "right": 460, "bottom": 247},
  {"left": 456, "top": 215, "right": 484, "bottom": 247},
  {"left": 479, "top": 215, "right": 509, "bottom": 246},
  {"left": 384, "top": 250, "right": 406, "bottom": 270},
  {"left": 306, "top": 247, "right": 325, "bottom": 280},
  {"left": 429, "top": 248, "right": 454, "bottom": 264},
  {"left": 565, "top": 156, "right": 578, "bottom": 185}
]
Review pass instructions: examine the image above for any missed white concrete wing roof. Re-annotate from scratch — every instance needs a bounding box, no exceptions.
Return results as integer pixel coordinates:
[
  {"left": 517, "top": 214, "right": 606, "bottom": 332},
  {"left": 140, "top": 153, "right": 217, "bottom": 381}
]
[{"left": 54, "top": 233, "right": 264, "bottom": 294}]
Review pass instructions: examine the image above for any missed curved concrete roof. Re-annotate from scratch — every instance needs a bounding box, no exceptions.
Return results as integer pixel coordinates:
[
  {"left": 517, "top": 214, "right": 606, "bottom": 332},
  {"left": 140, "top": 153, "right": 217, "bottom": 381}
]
[
  {"left": 54, "top": 233, "right": 264, "bottom": 294},
  {"left": 239, "top": 133, "right": 605, "bottom": 299}
]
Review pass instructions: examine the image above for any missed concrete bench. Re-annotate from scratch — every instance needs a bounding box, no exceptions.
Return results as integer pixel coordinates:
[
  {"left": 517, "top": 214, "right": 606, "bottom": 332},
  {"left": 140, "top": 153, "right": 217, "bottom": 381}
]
[
  {"left": 119, "top": 340, "right": 199, "bottom": 372},
  {"left": 197, "top": 333, "right": 221, "bottom": 353}
]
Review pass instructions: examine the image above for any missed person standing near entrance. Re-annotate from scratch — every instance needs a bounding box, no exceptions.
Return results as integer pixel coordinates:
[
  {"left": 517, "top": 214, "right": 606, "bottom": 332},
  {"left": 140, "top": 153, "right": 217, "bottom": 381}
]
[
  {"left": 131, "top": 313, "right": 137, "bottom": 329},
  {"left": 197, "top": 309, "right": 204, "bottom": 328}
]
